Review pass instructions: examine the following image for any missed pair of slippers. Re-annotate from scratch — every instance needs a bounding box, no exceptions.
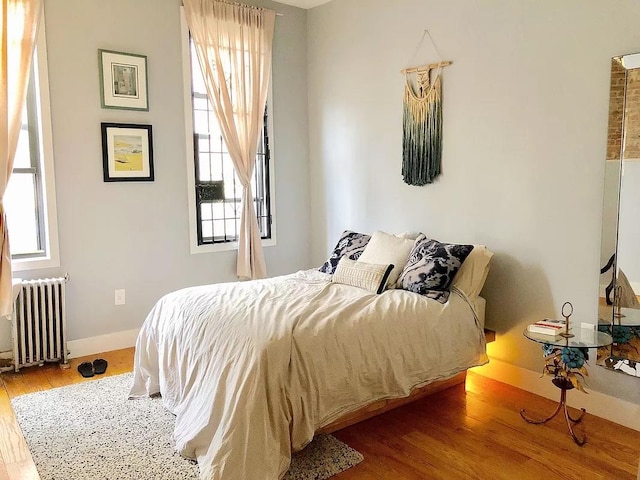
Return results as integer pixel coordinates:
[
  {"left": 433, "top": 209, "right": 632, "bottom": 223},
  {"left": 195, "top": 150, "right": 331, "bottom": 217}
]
[{"left": 77, "top": 359, "right": 108, "bottom": 378}]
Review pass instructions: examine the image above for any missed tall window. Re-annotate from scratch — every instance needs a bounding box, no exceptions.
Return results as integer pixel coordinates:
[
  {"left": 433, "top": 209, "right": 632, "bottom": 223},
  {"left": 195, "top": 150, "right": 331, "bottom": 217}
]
[
  {"left": 6, "top": 18, "right": 59, "bottom": 271},
  {"left": 188, "top": 40, "right": 272, "bottom": 246},
  {"left": 7, "top": 65, "right": 43, "bottom": 257}
]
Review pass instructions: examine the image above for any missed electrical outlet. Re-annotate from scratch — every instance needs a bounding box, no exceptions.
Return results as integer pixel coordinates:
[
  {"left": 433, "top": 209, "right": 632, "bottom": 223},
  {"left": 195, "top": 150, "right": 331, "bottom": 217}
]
[{"left": 115, "top": 289, "right": 126, "bottom": 306}]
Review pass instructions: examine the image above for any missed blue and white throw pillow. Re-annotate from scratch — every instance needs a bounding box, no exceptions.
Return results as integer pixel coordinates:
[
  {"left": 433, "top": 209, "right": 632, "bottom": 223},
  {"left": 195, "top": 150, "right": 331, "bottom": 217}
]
[
  {"left": 319, "top": 230, "right": 371, "bottom": 274},
  {"left": 399, "top": 237, "right": 474, "bottom": 301}
]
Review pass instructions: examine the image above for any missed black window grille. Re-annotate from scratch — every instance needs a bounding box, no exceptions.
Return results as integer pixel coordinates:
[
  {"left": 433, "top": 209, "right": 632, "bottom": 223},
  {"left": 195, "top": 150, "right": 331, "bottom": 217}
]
[{"left": 189, "top": 41, "right": 272, "bottom": 245}]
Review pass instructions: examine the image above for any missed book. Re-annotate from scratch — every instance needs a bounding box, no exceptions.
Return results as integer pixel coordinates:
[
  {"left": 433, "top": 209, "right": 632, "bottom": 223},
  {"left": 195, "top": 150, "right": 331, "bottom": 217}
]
[{"left": 527, "top": 318, "right": 566, "bottom": 336}]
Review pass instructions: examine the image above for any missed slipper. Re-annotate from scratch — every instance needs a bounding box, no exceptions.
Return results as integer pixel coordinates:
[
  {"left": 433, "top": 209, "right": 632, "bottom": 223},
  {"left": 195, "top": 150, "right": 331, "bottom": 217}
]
[
  {"left": 77, "top": 362, "right": 94, "bottom": 378},
  {"left": 93, "top": 358, "right": 108, "bottom": 375}
]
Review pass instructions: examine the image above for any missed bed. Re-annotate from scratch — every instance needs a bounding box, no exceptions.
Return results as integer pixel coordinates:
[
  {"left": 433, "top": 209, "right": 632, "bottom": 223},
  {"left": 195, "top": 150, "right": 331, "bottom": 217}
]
[{"left": 129, "top": 232, "right": 491, "bottom": 480}]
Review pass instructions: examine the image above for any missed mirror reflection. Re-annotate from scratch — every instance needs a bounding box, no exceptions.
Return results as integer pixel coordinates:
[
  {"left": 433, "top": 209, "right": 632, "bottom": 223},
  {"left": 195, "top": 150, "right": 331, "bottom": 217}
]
[{"left": 598, "top": 53, "right": 640, "bottom": 377}]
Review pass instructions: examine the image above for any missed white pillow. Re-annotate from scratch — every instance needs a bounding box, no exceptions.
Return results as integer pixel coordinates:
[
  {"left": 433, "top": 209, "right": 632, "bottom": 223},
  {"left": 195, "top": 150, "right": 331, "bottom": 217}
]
[
  {"left": 451, "top": 245, "right": 494, "bottom": 299},
  {"left": 358, "top": 230, "right": 417, "bottom": 289},
  {"left": 332, "top": 258, "right": 394, "bottom": 294}
]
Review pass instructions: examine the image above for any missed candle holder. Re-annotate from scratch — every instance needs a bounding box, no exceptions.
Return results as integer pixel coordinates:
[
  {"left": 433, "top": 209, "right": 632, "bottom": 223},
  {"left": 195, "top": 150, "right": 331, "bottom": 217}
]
[{"left": 559, "top": 301, "right": 574, "bottom": 338}]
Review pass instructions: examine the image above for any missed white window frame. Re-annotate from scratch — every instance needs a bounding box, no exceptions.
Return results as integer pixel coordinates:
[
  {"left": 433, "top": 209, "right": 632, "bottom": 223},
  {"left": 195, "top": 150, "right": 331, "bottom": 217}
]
[
  {"left": 179, "top": 7, "right": 277, "bottom": 254},
  {"left": 11, "top": 12, "right": 60, "bottom": 272}
]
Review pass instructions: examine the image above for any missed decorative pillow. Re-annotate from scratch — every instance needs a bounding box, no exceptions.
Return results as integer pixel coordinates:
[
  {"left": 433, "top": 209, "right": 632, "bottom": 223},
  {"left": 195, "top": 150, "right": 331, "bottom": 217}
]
[
  {"left": 358, "top": 230, "right": 419, "bottom": 289},
  {"left": 332, "top": 258, "right": 394, "bottom": 294},
  {"left": 399, "top": 237, "right": 474, "bottom": 297},
  {"left": 451, "top": 245, "right": 494, "bottom": 299},
  {"left": 319, "top": 230, "right": 371, "bottom": 274}
]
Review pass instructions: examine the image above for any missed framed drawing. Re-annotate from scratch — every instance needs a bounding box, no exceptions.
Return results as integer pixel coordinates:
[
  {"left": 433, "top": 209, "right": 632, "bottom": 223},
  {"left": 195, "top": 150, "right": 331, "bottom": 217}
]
[
  {"left": 101, "top": 123, "right": 154, "bottom": 182},
  {"left": 98, "top": 49, "right": 149, "bottom": 111}
]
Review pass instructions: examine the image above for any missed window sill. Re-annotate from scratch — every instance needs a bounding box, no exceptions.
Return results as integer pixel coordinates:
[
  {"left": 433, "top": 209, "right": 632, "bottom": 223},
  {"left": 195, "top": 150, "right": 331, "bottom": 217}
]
[
  {"left": 190, "top": 237, "right": 276, "bottom": 255},
  {"left": 12, "top": 255, "right": 60, "bottom": 272}
]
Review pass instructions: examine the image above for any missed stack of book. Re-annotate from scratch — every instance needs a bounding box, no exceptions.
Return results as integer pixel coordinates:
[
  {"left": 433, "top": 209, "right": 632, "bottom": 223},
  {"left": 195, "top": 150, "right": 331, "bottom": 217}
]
[{"left": 527, "top": 318, "right": 567, "bottom": 336}]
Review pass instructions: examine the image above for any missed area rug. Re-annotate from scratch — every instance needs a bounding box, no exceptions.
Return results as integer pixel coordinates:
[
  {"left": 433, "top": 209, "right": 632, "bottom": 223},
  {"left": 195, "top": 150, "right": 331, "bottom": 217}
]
[{"left": 11, "top": 373, "right": 363, "bottom": 480}]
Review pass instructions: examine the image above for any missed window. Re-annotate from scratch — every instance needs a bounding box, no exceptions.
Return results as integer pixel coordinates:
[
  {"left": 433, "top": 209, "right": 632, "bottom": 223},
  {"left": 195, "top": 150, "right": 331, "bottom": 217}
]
[
  {"left": 180, "top": 9, "right": 275, "bottom": 253},
  {"left": 6, "top": 16, "right": 59, "bottom": 271}
]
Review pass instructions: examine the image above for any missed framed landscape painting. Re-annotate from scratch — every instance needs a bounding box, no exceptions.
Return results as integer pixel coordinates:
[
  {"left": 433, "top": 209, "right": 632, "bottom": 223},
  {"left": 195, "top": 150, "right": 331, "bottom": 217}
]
[
  {"left": 98, "top": 49, "right": 149, "bottom": 111},
  {"left": 101, "top": 123, "right": 154, "bottom": 182}
]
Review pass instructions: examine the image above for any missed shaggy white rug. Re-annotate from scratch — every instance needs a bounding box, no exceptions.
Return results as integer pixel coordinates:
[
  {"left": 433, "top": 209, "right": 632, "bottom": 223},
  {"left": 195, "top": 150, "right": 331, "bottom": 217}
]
[{"left": 11, "top": 372, "right": 363, "bottom": 480}]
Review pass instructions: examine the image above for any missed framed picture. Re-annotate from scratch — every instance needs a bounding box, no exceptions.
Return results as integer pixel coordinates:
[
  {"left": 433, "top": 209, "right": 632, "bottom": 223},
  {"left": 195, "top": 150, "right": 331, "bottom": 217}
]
[
  {"left": 101, "top": 123, "right": 154, "bottom": 182},
  {"left": 98, "top": 49, "right": 149, "bottom": 111}
]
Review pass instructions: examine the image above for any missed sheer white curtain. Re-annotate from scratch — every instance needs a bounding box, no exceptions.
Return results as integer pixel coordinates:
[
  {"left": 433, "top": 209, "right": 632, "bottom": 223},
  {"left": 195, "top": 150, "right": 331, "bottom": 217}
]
[
  {"left": 0, "top": 0, "right": 42, "bottom": 315},
  {"left": 184, "top": 0, "right": 275, "bottom": 280}
]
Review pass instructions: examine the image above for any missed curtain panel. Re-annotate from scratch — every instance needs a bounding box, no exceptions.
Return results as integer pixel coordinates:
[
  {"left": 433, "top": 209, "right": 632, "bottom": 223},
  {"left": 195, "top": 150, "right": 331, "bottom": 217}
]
[
  {"left": 0, "top": 0, "right": 42, "bottom": 316},
  {"left": 183, "top": 0, "right": 275, "bottom": 280}
]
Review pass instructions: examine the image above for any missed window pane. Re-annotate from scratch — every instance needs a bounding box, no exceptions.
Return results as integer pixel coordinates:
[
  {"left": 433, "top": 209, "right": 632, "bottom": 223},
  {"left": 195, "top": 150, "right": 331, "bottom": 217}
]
[
  {"left": 225, "top": 202, "right": 238, "bottom": 219},
  {"left": 201, "top": 219, "right": 213, "bottom": 239},
  {"left": 5, "top": 173, "right": 40, "bottom": 255},
  {"left": 194, "top": 110, "right": 209, "bottom": 134},
  {"left": 198, "top": 155, "right": 212, "bottom": 182},
  {"left": 212, "top": 220, "right": 226, "bottom": 239},
  {"left": 194, "top": 96, "right": 208, "bottom": 111},
  {"left": 225, "top": 219, "right": 237, "bottom": 239},
  {"left": 190, "top": 47, "right": 207, "bottom": 94},
  {"left": 200, "top": 203, "right": 213, "bottom": 221},
  {"left": 198, "top": 136, "right": 210, "bottom": 155},
  {"left": 13, "top": 118, "right": 31, "bottom": 169},
  {"left": 210, "top": 153, "right": 223, "bottom": 181}
]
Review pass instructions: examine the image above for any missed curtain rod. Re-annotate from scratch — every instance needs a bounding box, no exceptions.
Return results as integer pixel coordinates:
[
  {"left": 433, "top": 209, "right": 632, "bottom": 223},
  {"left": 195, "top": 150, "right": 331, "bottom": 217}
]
[
  {"left": 400, "top": 61, "right": 452, "bottom": 74},
  {"left": 181, "top": 0, "right": 284, "bottom": 15}
]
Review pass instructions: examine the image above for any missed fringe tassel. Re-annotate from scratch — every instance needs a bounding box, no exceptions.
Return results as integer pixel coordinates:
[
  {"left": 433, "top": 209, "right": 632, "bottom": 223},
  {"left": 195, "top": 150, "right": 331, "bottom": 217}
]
[{"left": 402, "top": 75, "right": 442, "bottom": 186}]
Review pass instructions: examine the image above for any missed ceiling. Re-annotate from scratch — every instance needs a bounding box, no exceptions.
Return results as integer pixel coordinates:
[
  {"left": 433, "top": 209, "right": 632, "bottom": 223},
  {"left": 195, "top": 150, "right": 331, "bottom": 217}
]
[{"left": 274, "top": 0, "right": 331, "bottom": 9}]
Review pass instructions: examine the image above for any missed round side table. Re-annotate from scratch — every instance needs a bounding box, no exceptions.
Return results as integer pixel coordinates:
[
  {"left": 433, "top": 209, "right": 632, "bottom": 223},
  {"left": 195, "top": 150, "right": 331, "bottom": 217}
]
[{"left": 521, "top": 328, "right": 613, "bottom": 445}]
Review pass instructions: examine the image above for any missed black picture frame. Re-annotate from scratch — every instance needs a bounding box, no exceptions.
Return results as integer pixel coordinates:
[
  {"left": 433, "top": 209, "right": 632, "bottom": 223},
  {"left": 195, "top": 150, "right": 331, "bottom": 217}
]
[{"left": 101, "top": 123, "right": 154, "bottom": 182}]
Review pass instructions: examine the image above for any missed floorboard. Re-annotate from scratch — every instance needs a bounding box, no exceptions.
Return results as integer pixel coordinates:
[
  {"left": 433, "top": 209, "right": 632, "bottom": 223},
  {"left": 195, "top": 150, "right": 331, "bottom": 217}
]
[{"left": 1, "top": 348, "right": 638, "bottom": 479}]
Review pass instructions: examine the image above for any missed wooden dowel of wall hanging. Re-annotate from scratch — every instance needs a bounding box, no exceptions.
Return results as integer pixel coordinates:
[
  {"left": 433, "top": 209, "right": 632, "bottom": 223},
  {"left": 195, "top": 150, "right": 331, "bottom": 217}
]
[{"left": 400, "top": 61, "right": 452, "bottom": 74}]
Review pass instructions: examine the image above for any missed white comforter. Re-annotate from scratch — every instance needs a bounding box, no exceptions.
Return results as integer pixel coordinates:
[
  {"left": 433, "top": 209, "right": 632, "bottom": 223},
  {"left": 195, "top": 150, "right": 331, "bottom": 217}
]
[{"left": 129, "top": 269, "right": 488, "bottom": 480}]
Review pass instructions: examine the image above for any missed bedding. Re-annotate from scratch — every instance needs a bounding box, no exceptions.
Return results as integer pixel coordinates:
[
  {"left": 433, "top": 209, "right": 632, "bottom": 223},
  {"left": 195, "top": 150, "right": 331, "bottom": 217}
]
[
  {"left": 318, "top": 230, "right": 371, "bottom": 274},
  {"left": 399, "top": 237, "right": 474, "bottom": 299},
  {"left": 331, "top": 257, "right": 393, "bottom": 294},
  {"left": 357, "top": 230, "right": 419, "bottom": 289},
  {"left": 129, "top": 269, "right": 488, "bottom": 480},
  {"left": 451, "top": 245, "right": 494, "bottom": 299}
]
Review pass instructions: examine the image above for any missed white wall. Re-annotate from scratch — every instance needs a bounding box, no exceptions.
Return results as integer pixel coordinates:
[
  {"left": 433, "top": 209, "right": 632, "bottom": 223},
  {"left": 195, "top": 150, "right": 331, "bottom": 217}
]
[
  {"left": 307, "top": 0, "right": 640, "bottom": 404},
  {"left": 2, "top": 0, "right": 310, "bottom": 352}
]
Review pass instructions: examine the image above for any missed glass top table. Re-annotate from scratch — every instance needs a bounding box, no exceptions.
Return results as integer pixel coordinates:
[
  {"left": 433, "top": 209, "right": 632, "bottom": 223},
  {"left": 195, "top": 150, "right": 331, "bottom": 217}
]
[
  {"left": 521, "top": 327, "right": 613, "bottom": 446},
  {"left": 523, "top": 328, "right": 613, "bottom": 349}
]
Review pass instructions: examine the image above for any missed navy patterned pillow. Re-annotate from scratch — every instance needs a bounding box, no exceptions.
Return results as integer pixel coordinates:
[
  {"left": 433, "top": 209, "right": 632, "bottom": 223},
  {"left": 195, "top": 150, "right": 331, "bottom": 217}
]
[
  {"left": 319, "top": 230, "right": 371, "bottom": 274},
  {"left": 399, "top": 237, "right": 474, "bottom": 299}
]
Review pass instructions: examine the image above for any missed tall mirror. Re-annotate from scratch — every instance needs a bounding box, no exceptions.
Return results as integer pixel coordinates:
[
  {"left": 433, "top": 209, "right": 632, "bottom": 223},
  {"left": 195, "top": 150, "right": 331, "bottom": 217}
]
[{"left": 598, "top": 53, "right": 640, "bottom": 378}]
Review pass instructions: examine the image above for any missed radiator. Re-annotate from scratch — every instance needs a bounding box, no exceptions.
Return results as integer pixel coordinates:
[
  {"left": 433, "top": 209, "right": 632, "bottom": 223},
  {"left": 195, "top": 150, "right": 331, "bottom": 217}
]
[{"left": 10, "top": 275, "right": 69, "bottom": 372}]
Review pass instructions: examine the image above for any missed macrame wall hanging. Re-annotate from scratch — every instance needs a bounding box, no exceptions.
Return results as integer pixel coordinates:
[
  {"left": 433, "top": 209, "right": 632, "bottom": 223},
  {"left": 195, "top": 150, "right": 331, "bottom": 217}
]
[{"left": 401, "top": 30, "right": 452, "bottom": 186}]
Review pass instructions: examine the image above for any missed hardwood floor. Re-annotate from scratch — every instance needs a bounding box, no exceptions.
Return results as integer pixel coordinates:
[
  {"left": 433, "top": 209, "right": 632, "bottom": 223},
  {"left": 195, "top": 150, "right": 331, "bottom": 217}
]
[{"left": 1, "top": 348, "right": 639, "bottom": 479}]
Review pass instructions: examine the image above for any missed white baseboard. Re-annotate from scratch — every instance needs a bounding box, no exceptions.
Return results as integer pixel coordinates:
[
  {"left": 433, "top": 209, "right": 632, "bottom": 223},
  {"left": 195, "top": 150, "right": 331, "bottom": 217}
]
[
  {"left": 67, "top": 328, "right": 139, "bottom": 359},
  {"left": 471, "top": 358, "right": 640, "bottom": 432}
]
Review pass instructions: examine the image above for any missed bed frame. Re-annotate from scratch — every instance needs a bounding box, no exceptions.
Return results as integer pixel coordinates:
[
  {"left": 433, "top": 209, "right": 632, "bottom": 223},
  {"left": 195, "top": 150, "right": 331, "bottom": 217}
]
[
  {"left": 318, "top": 328, "right": 494, "bottom": 433},
  {"left": 318, "top": 371, "right": 467, "bottom": 434}
]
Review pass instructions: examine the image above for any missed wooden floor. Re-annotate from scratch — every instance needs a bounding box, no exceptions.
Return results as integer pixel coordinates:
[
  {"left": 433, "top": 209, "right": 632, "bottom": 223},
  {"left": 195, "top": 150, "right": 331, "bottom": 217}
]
[{"left": 1, "top": 348, "right": 639, "bottom": 480}]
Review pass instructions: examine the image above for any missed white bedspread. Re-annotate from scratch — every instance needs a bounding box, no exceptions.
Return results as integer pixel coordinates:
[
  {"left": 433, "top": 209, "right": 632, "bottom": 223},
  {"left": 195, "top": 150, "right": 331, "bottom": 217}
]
[{"left": 129, "top": 269, "right": 488, "bottom": 480}]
